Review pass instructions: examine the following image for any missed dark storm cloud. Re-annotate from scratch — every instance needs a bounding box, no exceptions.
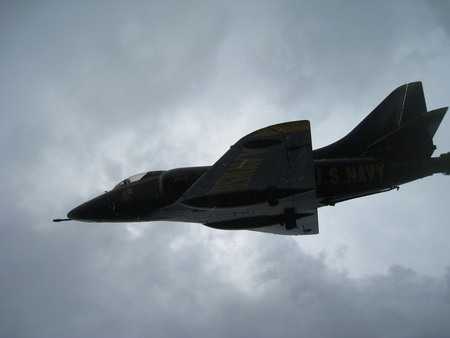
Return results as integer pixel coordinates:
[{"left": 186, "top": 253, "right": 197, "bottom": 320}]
[{"left": 1, "top": 1, "right": 450, "bottom": 337}]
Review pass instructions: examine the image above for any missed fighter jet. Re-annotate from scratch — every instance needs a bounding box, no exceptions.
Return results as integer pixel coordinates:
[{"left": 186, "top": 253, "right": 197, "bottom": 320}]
[{"left": 54, "top": 82, "right": 450, "bottom": 235}]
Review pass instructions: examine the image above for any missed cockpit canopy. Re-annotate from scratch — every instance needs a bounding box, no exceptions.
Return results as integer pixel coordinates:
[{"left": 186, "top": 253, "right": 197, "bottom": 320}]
[{"left": 113, "top": 171, "right": 164, "bottom": 190}]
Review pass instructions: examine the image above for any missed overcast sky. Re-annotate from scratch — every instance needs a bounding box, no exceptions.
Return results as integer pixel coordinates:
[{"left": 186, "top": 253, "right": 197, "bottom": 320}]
[{"left": 2, "top": 1, "right": 450, "bottom": 337}]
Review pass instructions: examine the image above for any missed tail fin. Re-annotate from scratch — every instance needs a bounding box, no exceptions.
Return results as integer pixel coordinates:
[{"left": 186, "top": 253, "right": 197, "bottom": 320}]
[{"left": 314, "top": 82, "right": 448, "bottom": 160}]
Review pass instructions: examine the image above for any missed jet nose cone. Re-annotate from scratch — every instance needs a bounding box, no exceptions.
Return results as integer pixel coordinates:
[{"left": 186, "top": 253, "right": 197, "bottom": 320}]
[
  {"left": 67, "top": 194, "right": 113, "bottom": 222},
  {"left": 67, "top": 203, "right": 93, "bottom": 222}
]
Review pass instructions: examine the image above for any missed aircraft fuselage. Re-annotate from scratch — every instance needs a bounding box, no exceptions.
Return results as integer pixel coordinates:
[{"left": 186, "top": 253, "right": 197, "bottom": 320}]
[{"left": 66, "top": 154, "right": 449, "bottom": 223}]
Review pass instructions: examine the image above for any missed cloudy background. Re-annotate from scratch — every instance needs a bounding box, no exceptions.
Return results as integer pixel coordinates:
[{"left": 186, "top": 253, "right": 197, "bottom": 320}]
[{"left": 2, "top": 1, "right": 450, "bottom": 337}]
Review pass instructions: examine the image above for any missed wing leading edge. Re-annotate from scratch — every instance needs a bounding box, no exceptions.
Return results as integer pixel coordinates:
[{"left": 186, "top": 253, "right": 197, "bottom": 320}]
[{"left": 179, "top": 120, "right": 318, "bottom": 235}]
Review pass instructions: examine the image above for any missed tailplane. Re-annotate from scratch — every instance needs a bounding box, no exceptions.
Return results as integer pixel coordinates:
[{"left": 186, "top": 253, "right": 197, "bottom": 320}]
[{"left": 314, "top": 82, "right": 448, "bottom": 160}]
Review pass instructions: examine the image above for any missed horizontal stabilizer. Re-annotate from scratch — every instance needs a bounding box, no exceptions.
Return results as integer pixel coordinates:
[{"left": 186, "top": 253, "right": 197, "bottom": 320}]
[
  {"left": 314, "top": 82, "right": 446, "bottom": 160},
  {"left": 365, "top": 107, "right": 447, "bottom": 159}
]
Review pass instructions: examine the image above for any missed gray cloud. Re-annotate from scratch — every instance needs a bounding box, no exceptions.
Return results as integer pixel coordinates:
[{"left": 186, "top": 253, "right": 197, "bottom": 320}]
[{"left": 2, "top": 211, "right": 449, "bottom": 337}]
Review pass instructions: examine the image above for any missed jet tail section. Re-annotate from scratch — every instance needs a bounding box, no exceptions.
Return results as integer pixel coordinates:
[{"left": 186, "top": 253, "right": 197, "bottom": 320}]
[
  {"left": 314, "top": 82, "right": 447, "bottom": 160},
  {"left": 365, "top": 107, "right": 447, "bottom": 159}
]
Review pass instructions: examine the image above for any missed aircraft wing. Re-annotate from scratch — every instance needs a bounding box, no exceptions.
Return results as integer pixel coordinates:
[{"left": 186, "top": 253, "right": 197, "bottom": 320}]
[{"left": 178, "top": 120, "right": 318, "bottom": 235}]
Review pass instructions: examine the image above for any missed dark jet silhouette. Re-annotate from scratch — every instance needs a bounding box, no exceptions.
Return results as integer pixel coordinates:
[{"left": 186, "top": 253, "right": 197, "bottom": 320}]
[{"left": 55, "top": 82, "right": 449, "bottom": 235}]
